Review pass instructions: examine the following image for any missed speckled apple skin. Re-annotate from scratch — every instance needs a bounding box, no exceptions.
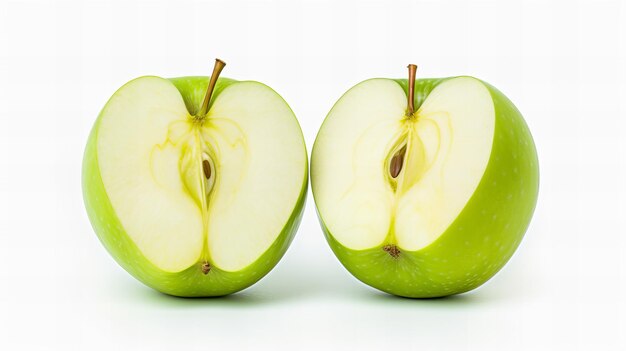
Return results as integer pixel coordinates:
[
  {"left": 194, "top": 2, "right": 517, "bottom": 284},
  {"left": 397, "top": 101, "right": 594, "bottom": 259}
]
[
  {"left": 83, "top": 77, "right": 308, "bottom": 297},
  {"left": 312, "top": 77, "right": 539, "bottom": 298}
]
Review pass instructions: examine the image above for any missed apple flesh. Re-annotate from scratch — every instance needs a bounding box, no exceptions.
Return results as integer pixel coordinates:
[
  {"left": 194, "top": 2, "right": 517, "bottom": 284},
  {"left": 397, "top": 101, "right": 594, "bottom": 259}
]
[
  {"left": 311, "top": 70, "right": 538, "bottom": 298},
  {"left": 83, "top": 62, "right": 307, "bottom": 297}
]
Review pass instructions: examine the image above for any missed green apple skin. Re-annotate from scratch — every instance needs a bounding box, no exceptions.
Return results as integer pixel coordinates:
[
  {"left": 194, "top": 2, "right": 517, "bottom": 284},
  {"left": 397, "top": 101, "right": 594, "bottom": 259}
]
[
  {"left": 83, "top": 77, "right": 308, "bottom": 297},
  {"left": 313, "top": 77, "right": 539, "bottom": 298}
]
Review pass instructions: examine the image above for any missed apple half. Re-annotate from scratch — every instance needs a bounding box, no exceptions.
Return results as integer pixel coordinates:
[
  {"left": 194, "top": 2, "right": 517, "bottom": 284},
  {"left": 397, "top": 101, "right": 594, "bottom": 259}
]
[
  {"left": 311, "top": 65, "right": 539, "bottom": 298},
  {"left": 83, "top": 60, "right": 308, "bottom": 297}
]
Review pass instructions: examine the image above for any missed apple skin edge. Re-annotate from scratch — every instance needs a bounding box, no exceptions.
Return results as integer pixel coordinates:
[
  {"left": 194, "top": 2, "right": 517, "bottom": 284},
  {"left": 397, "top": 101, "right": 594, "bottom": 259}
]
[
  {"left": 313, "top": 77, "right": 539, "bottom": 298},
  {"left": 82, "top": 77, "right": 308, "bottom": 297}
]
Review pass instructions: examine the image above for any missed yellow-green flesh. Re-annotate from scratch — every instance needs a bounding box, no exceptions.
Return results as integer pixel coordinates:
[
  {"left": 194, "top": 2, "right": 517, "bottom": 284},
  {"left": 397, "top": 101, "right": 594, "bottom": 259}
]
[
  {"left": 95, "top": 77, "right": 307, "bottom": 273},
  {"left": 313, "top": 77, "right": 494, "bottom": 251}
]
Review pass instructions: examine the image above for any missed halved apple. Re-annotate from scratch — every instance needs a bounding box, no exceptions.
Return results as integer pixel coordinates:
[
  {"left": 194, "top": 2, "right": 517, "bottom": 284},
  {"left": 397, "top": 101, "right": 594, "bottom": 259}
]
[
  {"left": 83, "top": 60, "right": 308, "bottom": 297},
  {"left": 311, "top": 65, "right": 539, "bottom": 298}
]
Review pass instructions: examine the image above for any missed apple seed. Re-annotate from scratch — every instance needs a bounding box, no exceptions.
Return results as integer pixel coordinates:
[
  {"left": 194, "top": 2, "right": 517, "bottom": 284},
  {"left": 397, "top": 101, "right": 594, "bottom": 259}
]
[
  {"left": 202, "top": 159, "right": 211, "bottom": 179},
  {"left": 390, "top": 144, "right": 407, "bottom": 178}
]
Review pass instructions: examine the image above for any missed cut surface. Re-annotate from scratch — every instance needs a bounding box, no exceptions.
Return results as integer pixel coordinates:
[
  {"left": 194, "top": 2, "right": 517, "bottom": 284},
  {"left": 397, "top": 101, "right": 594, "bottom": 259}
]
[
  {"left": 97, "top": 77, "right": 306, "bottom": 272},
  {"left": 312, "top": 77, "right": 495, "bottom": 251}
]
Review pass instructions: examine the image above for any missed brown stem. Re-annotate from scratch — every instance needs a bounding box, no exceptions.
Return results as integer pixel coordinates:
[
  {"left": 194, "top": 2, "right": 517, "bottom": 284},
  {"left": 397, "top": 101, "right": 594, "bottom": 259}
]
[
  {"left": 199, "top": 58, "right": 226, "bottom": 117},
  {"left": 407, "top": 64, "right": 417, "bottom": 116}
]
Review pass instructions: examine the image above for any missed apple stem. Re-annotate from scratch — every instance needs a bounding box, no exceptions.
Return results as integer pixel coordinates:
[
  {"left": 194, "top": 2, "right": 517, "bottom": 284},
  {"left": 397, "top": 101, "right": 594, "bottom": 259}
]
[
  {"left": 407, "top": 64, "right": 417, "bottom": 116},
  {"left": 199, "top": 58, "right": 226, "bottom": 117}
]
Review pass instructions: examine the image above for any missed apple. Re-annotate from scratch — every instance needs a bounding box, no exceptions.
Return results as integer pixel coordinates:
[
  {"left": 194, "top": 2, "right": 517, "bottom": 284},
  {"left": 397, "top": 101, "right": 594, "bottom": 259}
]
[
  {"left": 83, "top": 59, "right": 308, "bottom": 297},
  {"left": 311, "top": 65, "right": 539, "bottom": 298}
]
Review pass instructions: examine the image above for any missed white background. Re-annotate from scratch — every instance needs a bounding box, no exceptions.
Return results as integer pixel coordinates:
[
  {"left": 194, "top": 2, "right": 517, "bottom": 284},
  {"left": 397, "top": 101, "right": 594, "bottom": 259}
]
[{"left": 1, "top": 0, "right": 625, "bottom": 349}]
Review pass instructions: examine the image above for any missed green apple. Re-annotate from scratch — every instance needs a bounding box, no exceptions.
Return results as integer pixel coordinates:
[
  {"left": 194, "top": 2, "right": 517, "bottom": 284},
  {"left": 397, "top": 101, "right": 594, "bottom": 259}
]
[
  {"left": 311, "top": 65, "right": 538, "bottom": 298},
  {"left": 83, "top": 59, "right": 308, "bottom": 297}
]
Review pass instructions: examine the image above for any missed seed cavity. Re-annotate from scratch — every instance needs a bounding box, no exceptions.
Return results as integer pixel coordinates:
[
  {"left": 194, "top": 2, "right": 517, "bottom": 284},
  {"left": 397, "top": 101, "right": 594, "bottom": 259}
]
[
  {"left": 383, "top": 244, "right": 401, "bottom": 258},
  {"left": 202, "top": 159, "right": 211, "bottom": 179},
  {"left": 389, "top": 144, "right": 407, "bottom": 178},
  {"left": 201, "top": 261, "right": 211, "bottom": 274}
]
